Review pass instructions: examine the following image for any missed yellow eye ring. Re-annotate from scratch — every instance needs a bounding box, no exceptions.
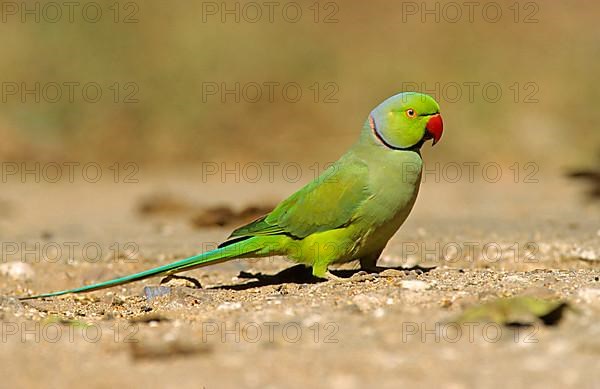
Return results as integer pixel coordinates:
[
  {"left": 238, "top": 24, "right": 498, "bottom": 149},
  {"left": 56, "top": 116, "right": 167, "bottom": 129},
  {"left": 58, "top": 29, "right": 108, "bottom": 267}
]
[{"left": 406, "top": 108, "right": 417, "bottom": 118}]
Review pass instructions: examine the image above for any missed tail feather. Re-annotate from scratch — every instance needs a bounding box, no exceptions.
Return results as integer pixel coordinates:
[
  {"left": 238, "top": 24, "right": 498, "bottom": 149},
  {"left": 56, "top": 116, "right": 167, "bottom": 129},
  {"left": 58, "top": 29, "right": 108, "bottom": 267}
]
[{"left": 20, "top": 241, "right": 259, "bottom": 300}]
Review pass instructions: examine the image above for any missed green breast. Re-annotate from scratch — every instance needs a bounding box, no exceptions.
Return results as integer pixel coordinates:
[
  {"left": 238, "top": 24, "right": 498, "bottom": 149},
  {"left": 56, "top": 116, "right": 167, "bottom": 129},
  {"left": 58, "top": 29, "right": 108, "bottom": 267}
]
[{"left": 351, "top": 149, "right": 423, "bottom": 255}]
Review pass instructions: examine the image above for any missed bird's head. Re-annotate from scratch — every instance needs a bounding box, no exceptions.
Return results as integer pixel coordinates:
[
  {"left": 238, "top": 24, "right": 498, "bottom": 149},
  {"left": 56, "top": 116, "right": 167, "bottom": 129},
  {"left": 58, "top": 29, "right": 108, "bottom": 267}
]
[{"left": 368, "top": 92, "right": 443, "bottom": 150}]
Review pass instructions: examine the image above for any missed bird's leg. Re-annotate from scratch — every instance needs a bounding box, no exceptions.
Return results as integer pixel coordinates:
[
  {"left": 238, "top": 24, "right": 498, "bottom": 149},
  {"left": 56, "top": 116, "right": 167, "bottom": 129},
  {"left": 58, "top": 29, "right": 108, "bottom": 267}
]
[
  {"left": 359, "top": 251, "right": 383, "bottom": 274},
  {"left": 312, "top": 263, "right": 357, "bottom": 282},
  {"left": 312, "top": 261, "right": 349, "bottom": 282},
  {"left": 311, "top": 261, "right": 330, "bottom": 280}
]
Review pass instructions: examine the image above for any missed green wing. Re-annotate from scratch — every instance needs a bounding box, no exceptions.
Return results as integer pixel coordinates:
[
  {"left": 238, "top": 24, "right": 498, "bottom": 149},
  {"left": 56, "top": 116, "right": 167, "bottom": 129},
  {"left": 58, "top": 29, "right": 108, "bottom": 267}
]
[{"left": 228, "top": 158, "right": 370, "bottom": 240}]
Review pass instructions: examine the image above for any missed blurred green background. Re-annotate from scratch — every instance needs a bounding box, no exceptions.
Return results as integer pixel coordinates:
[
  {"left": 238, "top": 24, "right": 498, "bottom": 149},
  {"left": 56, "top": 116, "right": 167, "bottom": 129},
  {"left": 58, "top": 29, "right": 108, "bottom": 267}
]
[{"left": 0, "top": 0, "right": 598, "bottom": 168}]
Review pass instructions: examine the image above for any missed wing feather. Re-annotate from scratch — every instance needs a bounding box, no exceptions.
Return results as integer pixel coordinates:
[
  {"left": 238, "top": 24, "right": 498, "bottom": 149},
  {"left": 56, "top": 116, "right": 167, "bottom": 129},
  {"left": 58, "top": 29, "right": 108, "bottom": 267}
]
[{"left": 227, "top": 158, "right": 369, "bottom": 240}]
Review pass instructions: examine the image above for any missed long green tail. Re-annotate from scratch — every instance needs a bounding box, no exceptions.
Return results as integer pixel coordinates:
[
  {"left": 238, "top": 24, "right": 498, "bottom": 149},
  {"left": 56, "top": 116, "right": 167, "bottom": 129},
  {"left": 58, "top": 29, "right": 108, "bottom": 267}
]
[{"left": 20, "top": 239, "right": 262, "bottom": 300}]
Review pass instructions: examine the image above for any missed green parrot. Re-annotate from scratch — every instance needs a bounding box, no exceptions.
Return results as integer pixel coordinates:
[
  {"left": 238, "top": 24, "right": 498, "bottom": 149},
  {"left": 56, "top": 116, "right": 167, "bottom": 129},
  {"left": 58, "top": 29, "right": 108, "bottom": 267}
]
[{"left": 21, "top": 92, "right": 443, "bottom": 300}]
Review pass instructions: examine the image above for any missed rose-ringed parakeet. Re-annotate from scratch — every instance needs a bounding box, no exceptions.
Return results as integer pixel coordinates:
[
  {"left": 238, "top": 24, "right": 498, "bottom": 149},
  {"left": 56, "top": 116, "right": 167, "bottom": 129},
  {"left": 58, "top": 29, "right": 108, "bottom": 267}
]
[{"left": 21, "top": 92, "right": 443, "bottom": 300}]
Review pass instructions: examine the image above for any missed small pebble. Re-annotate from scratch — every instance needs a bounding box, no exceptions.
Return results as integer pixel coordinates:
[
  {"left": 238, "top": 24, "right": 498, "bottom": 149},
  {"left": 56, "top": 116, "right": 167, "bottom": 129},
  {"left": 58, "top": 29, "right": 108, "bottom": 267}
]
[
  {"left": 0, "top": 262, "right": 34, "bottom": 281},
  {"left": 504, "top": 275, "right": 528, "bottom": 283},
  {"left": 400, "top": 280, "right": 430, "bottom": 291},
  {"left": 571, "top": 246, "right": 598, "bottom": 261},
  {"left": 352, "top": 294, "right": 381, "bottom": 312},
  {"left": 217, "top": 301, "right": 242, "bottom": 311}
]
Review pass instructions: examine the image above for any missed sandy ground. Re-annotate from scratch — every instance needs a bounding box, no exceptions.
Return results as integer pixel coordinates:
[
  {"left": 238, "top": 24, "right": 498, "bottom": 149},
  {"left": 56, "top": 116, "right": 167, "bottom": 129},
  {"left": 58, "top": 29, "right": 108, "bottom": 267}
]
[{"left": 0, "top": 166, "right": 599, "bottom": 388}]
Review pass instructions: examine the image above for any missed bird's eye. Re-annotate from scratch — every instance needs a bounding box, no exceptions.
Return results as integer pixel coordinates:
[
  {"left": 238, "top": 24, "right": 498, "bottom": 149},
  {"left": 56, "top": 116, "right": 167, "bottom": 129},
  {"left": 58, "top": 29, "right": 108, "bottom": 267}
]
[{"left": 406, "top": 109, "right": 417, "bottom": 118}]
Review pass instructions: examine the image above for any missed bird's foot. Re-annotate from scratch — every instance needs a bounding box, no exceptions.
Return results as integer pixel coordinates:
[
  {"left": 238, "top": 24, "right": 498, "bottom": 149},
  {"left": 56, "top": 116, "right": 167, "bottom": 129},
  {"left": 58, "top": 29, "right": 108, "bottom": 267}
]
[
  {"left": 359, "top": 266, "right": 381, "bottom": 276},
  {"left": 322, "top": 270, "right": 375, "bottom": 283},
  {"left": 323, "top": 271, "right": 346, "bottom": 281}
]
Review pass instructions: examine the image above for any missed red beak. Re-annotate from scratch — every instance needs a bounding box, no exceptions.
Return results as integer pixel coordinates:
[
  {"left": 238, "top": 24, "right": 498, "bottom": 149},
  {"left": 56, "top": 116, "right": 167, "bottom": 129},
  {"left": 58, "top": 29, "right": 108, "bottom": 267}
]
[{"left": 426, "top": 114, "right": 443, "bottom": 145}]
